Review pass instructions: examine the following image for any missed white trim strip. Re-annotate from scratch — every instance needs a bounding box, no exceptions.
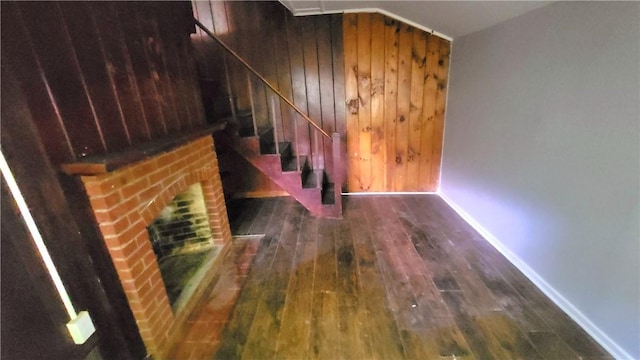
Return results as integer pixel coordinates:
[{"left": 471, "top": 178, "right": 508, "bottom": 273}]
[
  {"left": 437, "top": 42, "right": 454, "bottom": 193},
  {"left": 343, "top": 191, "right": 438, "bottom": 196},
  {"left": 438, "top": 190, "right": 633, "bottom": 360},
  {"left": 0, "top": 151, "right": 78, "bottom": 321},
  {"left": 287, "top": 6, "right": 453, "bottom": 41}
]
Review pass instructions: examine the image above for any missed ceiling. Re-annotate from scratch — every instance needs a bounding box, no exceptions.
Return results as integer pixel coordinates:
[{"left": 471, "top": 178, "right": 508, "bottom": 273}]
[{"left": 279, "top": 1, "right": 552, "bottom": 39}]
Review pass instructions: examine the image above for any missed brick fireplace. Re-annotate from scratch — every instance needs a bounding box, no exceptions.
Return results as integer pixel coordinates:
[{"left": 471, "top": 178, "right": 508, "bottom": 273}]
[{"left": 76, "top": 135, "right": 232, "bottom": 357}]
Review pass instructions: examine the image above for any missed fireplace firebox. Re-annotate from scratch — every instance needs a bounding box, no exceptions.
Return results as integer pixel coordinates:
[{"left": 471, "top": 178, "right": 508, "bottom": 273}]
[
  {"left": 71, "top": 135, "right": 232, "bottom": 357},
  {"left": 147, "top": 182, "right": 222, "bottom": 310}
]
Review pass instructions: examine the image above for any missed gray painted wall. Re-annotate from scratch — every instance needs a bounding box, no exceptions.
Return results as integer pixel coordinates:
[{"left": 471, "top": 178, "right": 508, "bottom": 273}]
[{"left": 440, "top": 2, "right": 639, "bottom": 358}]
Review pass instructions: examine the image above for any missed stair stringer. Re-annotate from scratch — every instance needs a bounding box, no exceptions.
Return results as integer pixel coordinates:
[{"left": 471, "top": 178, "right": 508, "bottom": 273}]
[{"left": 231, "top": 136, "right": 341, "bottom": 219}]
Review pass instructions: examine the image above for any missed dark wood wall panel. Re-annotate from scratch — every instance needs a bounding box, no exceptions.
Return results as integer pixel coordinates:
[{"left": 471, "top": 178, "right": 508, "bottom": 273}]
[
  {"left": 90, "top": 2, "right": 151, "bottom": 143},
  {"left": 301, "top": 18, "right": 323, "bottom": 170},
  {"left": 287, "top": 16, "right": 312, "bottom": 158},
  {"left": 58, "top": 2, "right": 132, "bottom": 152},
  {"left": 20, "top": 1, "right": 108, "bottom": 157},
  {"left": 272, "top": 8, "right": 295, "bottom": 144},
  {"left": 1, "top": 2, "right": 203, "bottom": 357},
  {"left": 344, "top": 13, "right": 451, "bottom": 192},
  {"left": 0, "top": 3, "right": 74, "bottom": 165},
  {"left": 4, "top": 1, "right": 204, "bottom": 166},
  {"left": 1, "top": 59, "right": 145, "bottom": 359},
  {"left": 116, "top": 3, "right": 168, "bottom": 138},
  {"left": 193, "top": 1, "right": 346, "bottom": 194}
]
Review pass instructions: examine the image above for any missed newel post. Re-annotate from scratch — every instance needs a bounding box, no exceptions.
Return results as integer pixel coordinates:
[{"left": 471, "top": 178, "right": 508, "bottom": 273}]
[{"left": 332, "top": 133, "right": 343, "bottom": 216}]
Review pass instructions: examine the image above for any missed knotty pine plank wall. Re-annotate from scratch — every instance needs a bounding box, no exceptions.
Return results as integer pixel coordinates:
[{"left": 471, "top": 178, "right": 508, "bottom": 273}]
[{"left": 344, "top": 13, "right": 450, "bottom": 192}]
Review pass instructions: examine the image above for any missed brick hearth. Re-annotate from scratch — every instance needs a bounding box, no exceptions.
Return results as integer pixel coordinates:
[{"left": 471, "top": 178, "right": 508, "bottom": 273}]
[{"left": 79, "top": 136, "right": 231, "bottom": 357}]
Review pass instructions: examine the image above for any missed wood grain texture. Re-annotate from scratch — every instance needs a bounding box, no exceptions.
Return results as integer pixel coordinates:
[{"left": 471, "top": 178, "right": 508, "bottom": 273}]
[
  {"left": 429, "top": 38, "right": 451, "bottom": 190},
  {"left": 18, "top": 1, "right": 107, "bottom": 157},
  {"left": 419, "top": 34, "right": 440, "bottom": 191},
  {"left": 301, "top": 18, "right": 324, "bottom": 170},
  {"left": 395, "top": 22, "right": 413, "bottom": 192},
  {"left": 369, "top": 14, "right": 386, "bottom": 192},
  {"left": 406, "top": 30, "right": 427, "bottom": 191},
  {"left": 1, "top": 59, "right": 145, "bottom": 359},
  {"left": 383, "top": 18, "right": 400, "bottom": 192},
  {"left": 356, "top": 13, "right": 372, "bottom": 192},
  {"left": 4, "top": 1, "right": 204, "bottom": 167},
  {"left": 317, "top": 16, "right": 336, "bottom": 182},
  {"left": 193, "top": 1, "right": 345, "bottom": 197},
  {"left": 0, "top": 2, "right": 74, "bottom": 165},
  {"left": 343, "top": 13, "right": 360, "bottom": 193},
  {"left": 0, "top": 3, "right": 203, "bottom": 358},
  {"left": 344, "top": 15, "right": 451, "bottom": 192},
  {"left": 272, "top": 8, "right": 295, "bottom": 144},
  {"left": 202, "top": 196, "right": 612, "bottom": 359},
  {"left": 58, "top": 2, "right": 132, "bottom": 152}
]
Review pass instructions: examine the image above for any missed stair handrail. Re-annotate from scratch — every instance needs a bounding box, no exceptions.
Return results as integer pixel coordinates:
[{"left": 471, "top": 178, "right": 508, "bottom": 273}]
[{"left": 194, "top": 19, "right": 332, "bottom": 141}]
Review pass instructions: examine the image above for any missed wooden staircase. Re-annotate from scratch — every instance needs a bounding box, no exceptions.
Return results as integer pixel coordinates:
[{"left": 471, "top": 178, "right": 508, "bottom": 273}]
[
  {"left": 226, "top": 122, "right": 341, "bottom": 218},
  {"left": 194, "top": 20, "right": 342, "bottom": 219}
]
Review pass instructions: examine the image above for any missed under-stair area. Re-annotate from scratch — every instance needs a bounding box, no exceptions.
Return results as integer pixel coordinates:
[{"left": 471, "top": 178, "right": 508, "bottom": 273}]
[{"left": 194, "top": 21, "right": 343, "bottom": 218}]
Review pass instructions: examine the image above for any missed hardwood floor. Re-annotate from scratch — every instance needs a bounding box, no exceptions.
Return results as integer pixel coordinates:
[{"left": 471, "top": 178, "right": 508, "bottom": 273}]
[{"left": 172, "top": 195, "right": 611, "bottom": 359}]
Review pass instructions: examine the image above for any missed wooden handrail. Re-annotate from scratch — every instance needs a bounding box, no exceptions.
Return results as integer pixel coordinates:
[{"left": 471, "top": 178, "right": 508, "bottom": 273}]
[{"left": 194, "top": 19, "right": 332, "bottom": 141}]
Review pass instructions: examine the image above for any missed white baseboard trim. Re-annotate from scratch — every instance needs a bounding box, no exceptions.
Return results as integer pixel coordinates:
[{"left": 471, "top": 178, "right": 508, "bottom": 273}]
[
  {"left": 342, "top": 191, "right": 438, "bottom": 196},
  {"left": 438, "top": 190, "right": 633, "bottom": 360}
]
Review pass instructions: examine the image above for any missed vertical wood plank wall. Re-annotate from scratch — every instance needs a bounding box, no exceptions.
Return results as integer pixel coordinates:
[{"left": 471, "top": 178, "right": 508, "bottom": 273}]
[
  {"left": 343, "top": 13, "right": 451, "bottom": 192},
  {"left": 192, "top": 1, "right": 347, "bottom": 193},
  {"left": 193, "top": 2, "right": 450, "bottom": 194},
  {"left": 2, "top": 2, "right": 205, "bottom": 165},
  {"left": 1, "top": 2, "right": 203, "bottom": 357}
]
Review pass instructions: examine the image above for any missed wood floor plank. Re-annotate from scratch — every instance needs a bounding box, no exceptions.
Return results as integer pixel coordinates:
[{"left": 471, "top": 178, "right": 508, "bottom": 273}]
[
  {"left": 313, "top": 218, "right": 338, "bottom": 293},
  {"left": 474, "top": 310, "right": 544, "bottom": 359},
  {"left": 527, "top": 331, "right": 582, "bottom": 360},
  {"left": 493, "top": 258, "right": 613, "bottom": 359},
  {"left": 274, "top": 211, "right": 318, "bottom": 359},
  {"left": 228, "top": 198, "right": 264, "bottom": 235},
  {"left": 215, "top": 198, "right": 287, "bottom": 359},
  {"left": 241, "top": 200, "right": 301, "bottom": 359},
  {"left": 335, "top": 216, "right": 360, "bottom": 308},
  {"left": 366, "top": 199, "right": 417, "bottom": 327},
  {"left": 310, "top": 290, "right": 341, "bottom": 358},
  {"left": 309, "top": 219, "right": 341, "bottom": 358},
  {"left": 412, "top": 195, "right": 612, "bottom": 359},
  {"left": 402, "top": 196, "right": 503, "bottom": 314},
  {"left": 335, "top": 216, "right": 368, "bottom": 360},
  {"left": 349, "top": 197, "right": 405, "bottom": 359},
  {"left": 442, "top": 291, "right": 509, "bottom": 360},
  {"left": 201, "top": 195, "right": 612, "bottom": 360},
  {"left": 247, "top": 196, "right": 279, "bottom": 234},
  {"left": 385, "top": 197, "right": 477, "bottom": 359},
  {"left": 239, "top": 289, "right": 286, "bottom": 359}
]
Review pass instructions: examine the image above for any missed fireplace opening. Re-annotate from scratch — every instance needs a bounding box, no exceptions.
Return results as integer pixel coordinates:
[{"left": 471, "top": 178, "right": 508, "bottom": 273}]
[{"left": 147, "top": 183, "right": 222, "bottom": 311}]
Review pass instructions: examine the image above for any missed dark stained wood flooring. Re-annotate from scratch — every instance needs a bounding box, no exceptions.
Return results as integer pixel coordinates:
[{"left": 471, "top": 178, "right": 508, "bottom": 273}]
[{"left": 176, "top": 195, "right": 612, "bottom": 359}]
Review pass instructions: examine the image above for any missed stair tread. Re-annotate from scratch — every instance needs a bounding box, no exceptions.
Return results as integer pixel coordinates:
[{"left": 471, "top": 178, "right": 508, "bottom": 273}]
[
  {"left": 218, "top": 113, "right": 254, "bottom": 137},
  {"left": 262, "top": 141, "right": 290, "bottom": 156}
]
